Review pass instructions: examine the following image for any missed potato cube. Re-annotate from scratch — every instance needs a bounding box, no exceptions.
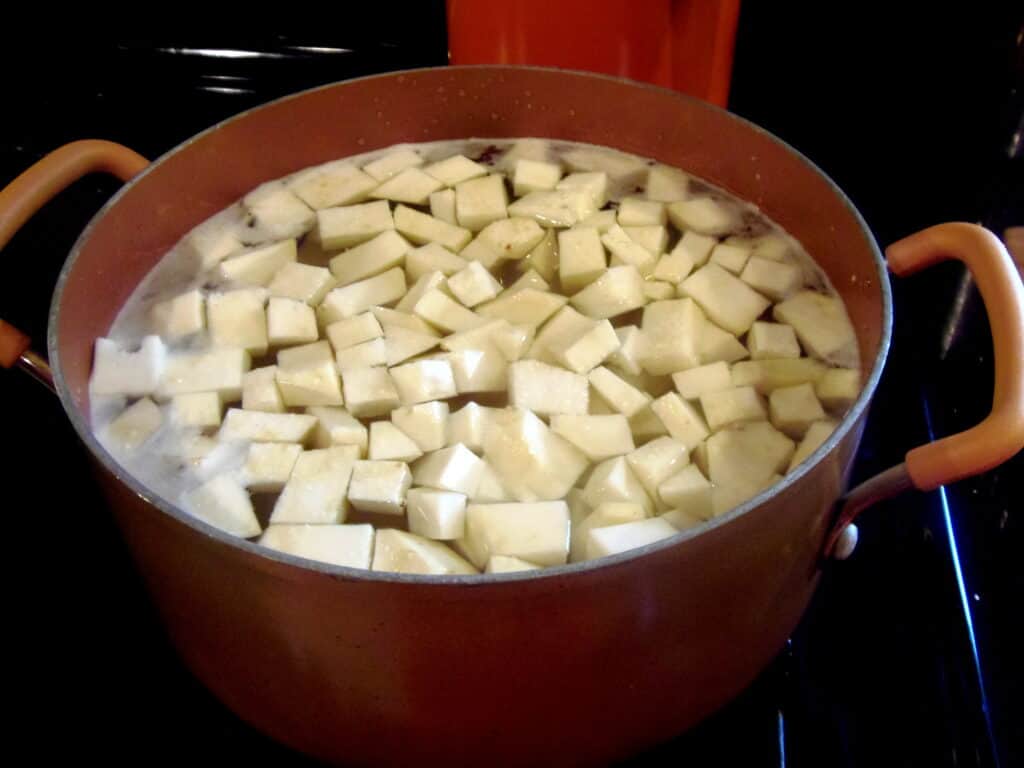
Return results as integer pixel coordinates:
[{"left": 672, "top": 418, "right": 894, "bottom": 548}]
[
  {"left": 326, "top": 312, "right": 384, "bottom": 352},
  {"left": 446, "top": 349, "right": 508, "bottom": 394},
  {"left": 748, "top": 321, "right": 801, "bottom": 360},
  {"left": 513, "top": 159, "right": 562, "bottom": 196},
  {"left": 275, "top": 341, "right": 343, "bottom": 407},
  {"left": 550, "top": 414, "right": 635, "bottom": 461},
  {"left": 667, "top": 197, "right": 740, "bottom": 236},
  {"left": 183, "top": 474, "right": 261, "bottom": 538},
  {"left": 637, "top": 298, "right": 704, "bottom": 375},
  {"left": 267, "top": 262, "right": 335, "bottom": 305},
  {"left": 740, "top": 256, "right": 803, "bottom": 301},
  {"left": 626, "top": 436, "right": 691, "bottom": 497},
  {"left": 242, "top": 366, "right": 284, "bottom": 413},
  {"left": 628, "top": 404, "right": 669, "bottom": 442},
  {"left": 390, "top": 359, "right": 457, "bottom": 404},
  {"left": 476, "top": 217, "right": 547, "bottom": 264},
  {"left": 575, "top": 209, "right": 617, "bottom": 232},
  {"left": 509, "top": 360, "right": 589, "bottom": 416},
  {"left": 553, "top": 319, "right": 620, "bottom": 374},
  {"left": 700, "top": 386, "right": 767, "bottom": 431},
  {"left": 187, "top": 217, "right": 243, "bottom": 271},
  {"left": 526, "top": 306, "right": 595, "bottom": 365},
  {"left": 243, "top": 442, "right": 302, "bottom": 492},
  {"left": 491, "top": 322, "right": 534, "bottom": 361},
  {"left": 412, "top": 289, "right": 485, "bottom": 333},
  {"left": 706, "top": 422, "right": 795, "bottom": 488},
  {"left": 455, "top": 174, "right": 508, "bottom": 231},
  {"left": 157, "top": 348, "right": 250, "bottom": 400},
  {"left": 642, "top": 281, "right": 673, "bottom": 301},
  {"left": 384, "top": 328, "right": 442, "bottom": 366},
  {"left": 650, "top": 393, "right": 710, "bottom": 449},
  {"left": 368, "top": 421, "right": 423, "bottom": 462},
  {"left": 270, "top": 446, "right": 357, "bottom": 524},
  {"left": 260, "top": 523, "right": 375, "bottom": 569},
  {"left": 335, "top": 338, "right": 387, "bottom": 371},
  {"left": 588, "top": 365, "right": 652, "bottom": 418},
  {"left": 407, "top": 488, "right": 467, "bottom": 540},
  {"left": 521, "top": 229, "right": 558, "bottom": 282},
  {"left": 602, "top": 224, "right": 656, "bottom": 276},
  {"left": 308, "top": 406, "right": 368, "bottom": 454},
  {"left": 586, "top": 517, "right": 676, "bottom": 560},
  {"left": 608, "top": 325, "right": 643, "bottom": 376},
  {"left": 473, "top": 461, "right": 511, "bottom": 503},
  {"left": 342, "top": 367, "right": 400, "bottom": 418},
  {"left": 773, "top": 291, "right": 859, "bottom": 367},
  {"left": 171, "top": 392, "right": 222, "bottom": 429},
  {"left": 447, "top": 261, "right": 502, "bottom": 308},
  {"left": 363, "top": 147, "right": 423, "bottom": 181},
  {"left": 429, "top": 189, "right": 457, "bottom": 224},
  {"left": 570, "top": 265, "right": 647, "bottom": 320},
  {"left": 645, "top": 164, "right": 689, "bottom": 202},
  {"left": 582, "top": 456, "right": 653, "bottom": 513},
  {"left": 447, "top": 402, "right": 491, "bottom": 452},
  {"left": 91, "top": 336, "right": 166, "bottom": 397},
  {"left": 425, "top": 154, "right": 488, "bottom": 186},
  {"left": 671, "top": 361, "right": 732, "bottom": 400},
  {"left": 680, "top": 263, "right": 771, "bottom": 336},
  {"left": 698, "top": 321, "right": 750, "bottom": 365},
  {"left": 151, "top": 290, "right": 205, "bottom": 339},
  {"left": 319, "top": 268, "right": 406, "bottom": 323},
  {"left": 287, "top": 160, "right": 377, "bottom": 209},
  {"left": 731, "top": 358, "right": 828, "bottom": 394},
  {"left": 328, "top": 230, "right": 410, "bottom": 286},
  {"left": 393, "top": 204, "right": 472, "bottom": 252},
  {"left": 372, "top": 529, "right": 477, "bottom": 575},
  {"left": 391, "top": 401, "right": 449, "bottom": 452},
  {"left": 317, "top": 200, "right": 394, "bottom": 251},
  {"left": 709, "top": 241, "right": 751, "bottom": 275},
  {"left": 395, "top": 271, "right": 448, "bottom": 315},
  {"left": 462, "top": 501, "right": 570, "bottom": 568},
  {"left": 787, "top": 419, "right": 839, "bottom": 472},
  {"left": 618, "top": 197, "right": 666, "bottom": 226},
  {"left": 653, "top": 242, "right": 695, "bottom": 284},
  {"left": 658, "top": 464, "right": 713, "bottom": 518},
  {"left": 370, "top": 167, "right": 442, "bottom": 205},
  {"left": 413, "top": 443, "right": 485, "bottom": 496},
  {"left": 816, "top": 368, "right": 861, "bottom": 412},
  {"left": 267, "top": 297, "right": 317, "bottom": 347},
  {"left": 219, "top": 409, "right": 317, "bottom": 444},
  {"left": 486, "top": 556, "right": 540, "bottom": 573},
  {"left": 348, "top": 460, "right": 413, "bottom": 515},
  {"left": 768, "top": 382, "right": 828, "bottom": 438},
  {"left": 557, "top": 171, "right": 609, "bottom": 210},
  {"left": 406, "top": 242, "right": 467, "bottom": 282},
  {"left": 507, "top": 188, "right": 595, "bottom": 228},
  {"left": 106, "top": 397, "right": 163, "bottom": 451},
  {"left": 478, "top": 287, "right": 568, "bottom": 328},
  {"left": 207, "top": 289, "right": 268, "bottom": 356},
  {"left": 570, "top": 502, "right": 647, "bottom": 562},
  {"left": 558, "top": 227, "right": 607, "bottom": 293}
]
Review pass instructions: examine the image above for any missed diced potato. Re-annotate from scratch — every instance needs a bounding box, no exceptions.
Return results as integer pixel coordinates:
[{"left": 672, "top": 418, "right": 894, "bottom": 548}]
[
  {"left": 319, "top": 269, "right": 407, "bottom": 325},
  {"left": 308, "top": 406, "right": 368, "bottom": 454},
  {"left": 553, "top": 319, "right": 620, "bottom": 374},
  {"left": 455, "top": 174, "right": 508, "bottom": 231},
  {"left": 660, "top": 508, "right": 703, "bottom": 531},
  {"left": 680, "top": 263, "right": 771, "bottom": 336},
  {"left": 207, "top": 289, "right": 268, "bottom": 356},
  {"left": 242, "top": 366, "right": 284, "bottom": 413},
  {"left": 667, "top": 197, "right": 740, "bottom": 236},
  {"left": 653, "top": 242, "right": 695, "bottom": 284},
  {"left": 267, "top": 297, "right": 317, "bottom": 347},
  {"left": 243, "top": 442, "right": 303, "bottom": 492},
  {"left": 816, "top": 368, "right": 861, "bottom": 412},
  {"left": 628, "top": 403, "right": 670, "bottom": 443},
  {"left": 447, "top": 402, "right": 491, "bottom": 453},
  {"left": 513, "top": 159, "right": 562, "bottom": 196},
  {"left": 183, "top": 474, "right": 261, "bottom": 538},
  {"left": 372, "top": 529, "right": 477, "bottom": 575},
  {"left": 317, "top": 200, "right": 394, "bottom": 251},
  {"left": 658, "top": 464, "right": 713, "bottom": 518},
  {"left": 570, "top": 265, "right": 646, "bottom": 320},
  {"left": 407, "top": 488, "right": 468, "bottom": 540},
  {"left": 260, "top": 523, "right": 375, "bottom": 569},
  {"left": 602, "top": 224, "right": 656, "bottom": 276},
  {"left": 152, "top": 290, "right": 205, "bottom": 340},
  {"left": 731, "top": 358, "right": 828, "bottom": 394},
  {"left": 335, "top": 338, "right": 387, "bottom": 371},
  {"left": 698, "top": 321, "right": 750, "bottom": 365},
  {"left": 270, "top": 446, "right": 358, "bottom": 524},
  {"left": 370, "top": 167, "right": 442, "bottom": 205},
  {"left": 478, "top": 287, "right": 568, "bottom": 328},
  {"left": 642, "top": 281, "right": 673, "bottom": 301},
  {"left": 92, "top": 336, "right": 166, "bottom": 397},
  {"left": 342, "top": 367, "right": 401, "bottom": 418},
  {"left": 218, "top": 239, "right": 297, "bottom": 287},
  {"left": 649, "top": 393, "right": 710, "bottom": 449},
  {"left": 645, "top": 164, "right": 689, "bottom": 202},
  {"left": 562, "top": 145, "right": 645, "bottom": 183},
  {"left": 618, "top": 197, "right": 666, "bottom": 227},
  {"left": 769, "top": 382, "right": 827, "bottom": 438},
  {"left": 462, "top": 501, "right": 570, "bottom": 568},
  {"left": 393, "top": 204, "right": 472, "bottom": 252},
  {"left": 773, "top": 290, "right": 859, "bottom": 368},
  {"left": 413, "top": 443, "right": 485, "bottom": 496},
  {"left": 157, "top": 348, "right": 250, "bottom": 400},
  {"left": 107, "top": 397, "right": 163, "bottom": 451},
  {"left": 491, "top": 322, "right": 534, "bottom": 361},
  {"left": 551, "top": 414, "right": 635, "bottom": 461},
  {"left": 558, "top": 227, "right": 607, "bottom": 293},
  {"left": 582, "top": 456, "right": 652, "bottom": 514},
  {"left": 671, "top": 361, "right": 732, "bottom": 400},
  {"left": 740, "top": 256, "right": 803, "bottom": 301},
  {"left": 556, "top": 171, "right": 609, "bottom": 211},
  {"left": 171, "top": 392, "right": 222, "bottom": 429},
  {"left": 608, "top": 325, "right": 643, "bottom": 376},
  {"left": 326, "top": 312, "right": 384, "bottom": 352},
  {"left": 390, "top": 359, "right": 457, "bottom": 405},
  {"left": 748, "top": 321, "right": 801, "bottom": 360},
  {"left": 705, "top": 421, "right": 795, "bottom": 488},
  {"left": 371, "top": 306, "right": 441, "bottom": 338},
  {"left": 674, "top": 230, "right": 717, "bottom": 269},
  {"left": 329, "top": 230, "right": 410, "bottom": 287},
  {"left": 406, "top": 243, "right": 467, "bottom": 282},
  {"left": 507, "top": 188, "right": 595, "bottom": 228},
  {"left": 486, "top": 555, "right": 540, "bottom": 573},
  {"left": 447, "top": 261, "right": 503, "bottom": 307},
  {"left": 219, "top": 408, "right": 317, "bottom": 444},
  {"left": 187, "top": 216, "right": 244, "bottom": 270},
  {"left": 585, "top": 517, "right": 676, "bottom": 560},
  {"left": 368, "top": 421, "right": 423, "bottom": 462},
  {"left": 429, "top": 189, "right": 457, "bottom": 224},
  {"left": 395, "top": 271, "right": 449, "bottom": 315},
  {"left": 526, "top": 306, "right": 595, "bottom": 365},
  {"left": 787, "top": 419, "right": 839, "bottom": 472},
  {"left": 445, "top": 349, "right": 508, "bottom": 394},
  {"left": 571, "top": 502, "right": 647, "bottom": 562},
  {"left": 637, "top": 298, "right": 704, "bottom": 375},
  {"left": 575, "top": 209, "right": 617, "bottom": 232},
  {"left": 473, "top": 460, "right": 511, "bottom": 504},
  {"left": 287, "top": 160, "right": 377, "bottom": 210},
  {"left": 348, "top": 460, "right": 413, "bottom": 515},
  {"left": 518, "top": 228, "right": 558, "bottom": 283},
  {"left": 508, "top": 360, "right": 589, "bottom": 416},
  {"left": 425, "top": 154, "right": 488, "bottom": 186},
  {"left": 411, "top": 289, "right": 484, "bottom": 333},
  {"left": 275, "top": 341, "right": 343, "bottom": 407},
  {"left": 709, "top": 242, "right": 751, "bottom": 275},
  {"left": 268, "top": 262, "right": 335, "bottom": 306},
  {"left": 363, "top": 147, "right": 424, "bottom": 181},
  {"left": 241, "top": 182, "right": 315, "bottom": 242},
  {"left": 700, "top": 386, "right": 767, "bottom": 431},
  {"left": 477, "top": 217, "right": 546, "bottom": 261},
  {"left": 588, "top": 365, "right": 652, "bottom": 418},
  {"left": 391, "top": 401, "right": 449, "bottom": 452},
  {"left": 626, "top": 436, "right": 690, "bottom": 497}
]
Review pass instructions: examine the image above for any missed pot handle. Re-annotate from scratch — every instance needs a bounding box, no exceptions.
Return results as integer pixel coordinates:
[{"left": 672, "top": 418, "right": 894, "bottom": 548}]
[
  {"left": 826, "top": 222, "right": 1024, "bottom": 559},
  {"left": 0, "top": 140, "right": 150, "bottom": 391}
]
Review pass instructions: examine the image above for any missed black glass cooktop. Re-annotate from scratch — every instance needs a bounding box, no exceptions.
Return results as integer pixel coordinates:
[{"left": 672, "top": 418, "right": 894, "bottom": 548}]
[{"left": 2, "top": 7, "right": 1019, "bottom": 766}]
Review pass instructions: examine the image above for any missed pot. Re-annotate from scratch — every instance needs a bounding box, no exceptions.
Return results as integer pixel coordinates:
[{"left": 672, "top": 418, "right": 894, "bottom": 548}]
[{"left": 1, "top": 67, "right": 1021, "bottom": 767}]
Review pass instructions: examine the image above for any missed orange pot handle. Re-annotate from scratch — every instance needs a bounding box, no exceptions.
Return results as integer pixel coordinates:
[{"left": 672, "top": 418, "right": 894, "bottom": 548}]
[
  {"left": 827, "top": 222, "right": 1024, "bottom": 559},
  {"left": 0, "top": 140, "right": 149, "bottom": 388}
]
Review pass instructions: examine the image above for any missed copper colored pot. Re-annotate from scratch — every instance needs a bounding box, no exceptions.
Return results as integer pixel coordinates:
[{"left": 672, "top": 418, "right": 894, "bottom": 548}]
[{"left": 1, "top": 67, "right": 1022, "bottom": 767}]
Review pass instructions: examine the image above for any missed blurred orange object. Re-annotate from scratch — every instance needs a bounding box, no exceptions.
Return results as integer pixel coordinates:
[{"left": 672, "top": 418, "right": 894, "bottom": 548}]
[{"left": 446, "top": 0, "right": 741, "bottom": 107}]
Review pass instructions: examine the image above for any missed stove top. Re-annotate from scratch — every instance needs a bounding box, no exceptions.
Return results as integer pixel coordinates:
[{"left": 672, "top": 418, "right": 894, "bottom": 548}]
[{"left": 2, "top": 8, "right": 1019, "bottom": 766}]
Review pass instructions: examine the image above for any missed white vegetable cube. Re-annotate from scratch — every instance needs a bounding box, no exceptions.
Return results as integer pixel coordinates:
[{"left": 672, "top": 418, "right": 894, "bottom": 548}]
[
  {"left": 187, "top": 218, "right": 243, "bottom": 270},
  {"left": 491, "top": 322, "right": 534, "bottom": 361},
  {"left": 363, "top": 147, "right": 423, "bottom": 181},
  {"left": 522, "top": 228, "right": 558, "bottom": 281},
  {"left": 748, "top": 321, "right": 801, "bottom": 360},
  {"left": 445, "top": 349, "right": 508, "bottom": 394},
  {"left": 260, "top": 524, "right": 375, "bottom": 569},
  {"left": 551, "top": 414, "right": 635, "bottom": 461},
  {"left": 709, "top": 242, "right": 751, "bottom": 275},
  {"left": 106, "top": 397, "right": 163, "bottom": 451},
  {"left": 700, "top": 386, "right": 767, "bottom": 431},
  {"left": 667, "top": 197, "right": 740, "bottom": 236},
  {"left": 91, "top": 336, "right": 166, "bottom": 397},
  {"left": 241, "top": 366, "right": 284, "bottom": 413},
  {"left": 447, "top": 261, "right": 502, "bottom": 307},
  {"left": 368, "top": 421, "right": 423, "bottom": 462},
  {"left": 372, "top": 529, "right": 477, "bottom": 575},
  {"left": 393, "top": 205, "right": 472, "bottom": 252},
  {"left": 769, "top": 383, "right": 828, "bottom": 438},
  {"left": 653, "top": 242, "right": 695, "bottom": 284},
  {"left": 527, "top": 305, "right": 595, "bottom": 365},
  {"left": 706, "top": 422, "right": 795, "bottom": 488},
  {"left": 335, "top": 338, "right": 387, "bottom": 371},
  {"left": 455, "top": 174, "right": 508, "bottom": 231},
  {"left": 151, "top": 290, "right": 205, "bottom": 339},
  {"left": 275, "top": 341, "right": 343, "bottom": 407},
  {"left": 319, "top": 268, "right": 406, "bottom": 323},
  {"left": 626, "top": 436, "right": 691, "bottom": 497},
  {"left": 241, "top": 181, "right": 315, "bottom": 241},
  {"left": 650, "top": 393, "right": 710, "bottom": 449},
  {"left": 157, "top": 348, "right": 250, "bottom": 400},
  {"left": 508, "top": 360, "right": 588, "bottom": 416},
  {"left": 396, "top": 270, "right": 449, "bottom": 314},
  {"left": 629, "top": 404, "right": 669, "bottom": 443},
  {"left": 774, "top": 291, "right": 859, "bottom": 368},
  {"left": 570, "top": 502, "right": 647, "bottom": 562},
  {"left": 661, "top": 508, "right": 702, "bottom": 532},
  {"left": 477, "top": 217, "right": 546, "bottom": 262},
  {"left": 645, "top": 164, "right": 689, "bottom": 202},
  {"left": 218, "top": 239, "right": 297, "bottom": 286},
  {"left": 575, "top": 209, "right": 617, "bottom": 232},
  {"left": 407, "top": 488, "right": 467, "bottom": 540},
  {"left": 582, "top": 456, "right": 652, "bottom": 513},
  {"left": 413, "top": 443, "right": 485, "bottom": 496},
  {"left": 787, "top": 419, "right": 838, "bottom": 472},
  {"left": 328, "top": 230, "right": 410, "bottom": 286},
  {"left": 183, "top": 474, "right": 261, "bottom": 538},
  {"left": 570, "top": 265, "right": 646, "bottom": 320},
  {"left": 556, "top": 171, "right": 609, "bottom": 210},
  {"left": 486, "top": 556, "right": 540, "bottom": 574},
  {"left": 553, "top": 319, "right": 620, "bottom": 374},
  {"left": 428, "top": 189, "right": 457, "bottom": 225},
  {"left": 267, "top": 297, "right": 317, "bottom": 347},
  {"left": 326, "top": 312, "right": 383, "bottom": 352},
  {"left": 348, "top": 460, "right": 413, "bottom": 515},
  {"left": 267, "top": 262, "right": 335, "bottom": 306},
  {"left": 171, "top": 392, "right": 222, "bottom": 429},
  {"left": 287, "top": 160, "right": 377, "bottom": 209},
  {"left": 699, "top": 321, "right": 750, "bottom": 365},
  {"left": 207, "top": 289, "right": 268, "bottom": 356},
  {"left": 424, "top": 154, "right": 488, "bottom": 186},
  {"left": 342, "top": 367, "right": 400, "bottom": 418},
  {"left": 740, "top": 256, "right": 804, "bottom": 301},
  {"left": 219, "top": 408, "right": 317, "bottom": 443},
  {"left": 391, "top": 401, "right": 449, "bottom": 452},
  {"left": 513, "top": 159, "right": 562, "bottom": 196},
  {"left": 508, "top": 269, "right": 549, "bottom": 295},
  {"left": 390, "top": 359, "right": 457, "bottom": 405},
  {"left": 658, "top": 464, "right": 713, "bottom": 519},
  {"left": 270, "top": 446, "right": 357, "bottom": 524},
  {"left": 558, "top": 227, "right": 607, "bottom": 293},
  {"left": 384, "top": 328, "right": 441, "bottom": 367},
  {"left": 370, "top": 167, "right": 442, "bottom": 205},
  {"left": 602, "top": 224, "right": 656, "bottom": 276},
  {"left": 680, "top": 263, "right": 771, "bottom": 335},
  {"left": 405, "top": 242, "right": 467, "bottom": 281},
  {"left": 643, "top": 281, "right": 674, "bottom": 302},
  {"left": 609, "top": 325, "right": 643, "bottom": 376},
  {"left": 671, "top": 361, "right": 732, "bottom": 400},
  {"left": 412, "top": 289, "right": 485, "bottom": 333},
  {"left": 317, "top": 200, "right": 394, "bottom": 250},
  {"left": 638, "top": 298, "right": 704, "bottom": 375},
  {"left": 308, "top": 406, "right": 368, "bottom": 454},
  {"left": 478, "top": 287, "right": 568, "bottom": 328},
  {"left": 585, "top": 517, "right": 676, "bottom": 560},
  {"left": 473, "top": 461, "right": 513, "bottom": 502},
  {"left": 588, "top": 365, "right": 651, "bottom": 418},
  {"left": 447, "top": 402, "right": 491, "bottom": 452},
  {"left": 730, "top": 358, "right": 828, "bottom": 394},
  {"left": 618, "top": 197, "right": 666, "bottom": 227},
  {"left": 816, "top": 368, "right": 861, "bottom": 412},
  {"left": 462, "top": 501, "right": 570, "bottom": 568},
  {"left": 243, "top": 442, "right": 303, "bottom": 492}
]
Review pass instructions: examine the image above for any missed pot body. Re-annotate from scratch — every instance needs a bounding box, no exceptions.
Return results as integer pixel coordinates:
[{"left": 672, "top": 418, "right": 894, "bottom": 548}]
[{"left": 51, "top": 67, "right": 888, "bottom": 766}]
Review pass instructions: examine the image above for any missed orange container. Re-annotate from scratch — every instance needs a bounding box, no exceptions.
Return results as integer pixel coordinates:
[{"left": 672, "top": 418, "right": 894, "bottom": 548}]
[{"left": 446, "top": 0, "right": 741, "bottom": 106}]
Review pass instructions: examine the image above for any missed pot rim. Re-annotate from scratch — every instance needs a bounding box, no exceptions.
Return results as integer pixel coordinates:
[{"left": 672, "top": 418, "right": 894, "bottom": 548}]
[{"left": 47, "top": 64, "right": 892, "bottom": 585}]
